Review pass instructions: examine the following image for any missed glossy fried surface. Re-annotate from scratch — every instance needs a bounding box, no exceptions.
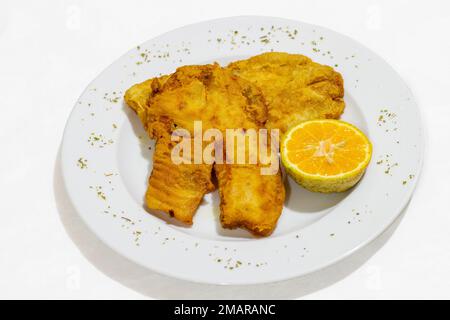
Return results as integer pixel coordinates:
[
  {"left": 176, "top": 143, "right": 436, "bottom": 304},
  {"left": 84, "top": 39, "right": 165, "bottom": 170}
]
[
  {"left": 125, "top": 64, "right": 285, "bottom": 235},
  {"left": 146, "top": 135, "right": 214, "bottom": 224},
  {"left": 145, "top": 64, "right": 266, "bottom": 135},
  {"left": 215, "top": 163, "right": 284, "bottom": 236},
  {"left": 124, "top": 76, "right": 169, "bottom": 129},
  {"left": 147, "top": 64, "right": 284, "bottom": 235},
  {"left": 125, "top": 74, "right": 214, "bottom": 224},
  {"left": 227, "top": 52, "right": 345, "bottom": 133},
  {"left": 124, "top": 51, "right": 345, "bottom": 236}
]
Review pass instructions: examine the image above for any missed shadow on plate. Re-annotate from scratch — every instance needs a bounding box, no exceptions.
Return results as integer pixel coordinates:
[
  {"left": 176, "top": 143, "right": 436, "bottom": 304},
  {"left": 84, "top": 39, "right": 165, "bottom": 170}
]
[
  {"left": 283, "top": 172, "right": 352, "bottom": 214},
  {"left": 54, "top": 144, "right": 409, "bottom": 299}
]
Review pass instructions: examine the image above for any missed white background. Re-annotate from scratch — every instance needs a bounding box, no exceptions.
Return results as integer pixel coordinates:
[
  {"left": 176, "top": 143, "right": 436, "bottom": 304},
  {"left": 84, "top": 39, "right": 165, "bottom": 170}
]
[{"left": 0, "top": 0, "right": 449, "bottom": 299}]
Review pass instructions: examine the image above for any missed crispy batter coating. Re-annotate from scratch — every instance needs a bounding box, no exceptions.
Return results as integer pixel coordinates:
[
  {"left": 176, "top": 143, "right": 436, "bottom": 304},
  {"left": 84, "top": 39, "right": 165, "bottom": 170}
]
[
  {"left": 215, "top": 164, "right": 284, "bottom": 236},
  {"left": 125, "top": 75, "right": 214, "bottom": 224},
  {"left": 146, "top": 64, "right": 266, "bottom": 135},
  {"left": 124, "top": 52, "right": 345, "bottom": 236},
  {"left": 124, "top": 76, "right": 169, "bottom": 128},
  {"left": 146, "top": 64, "right": 284, "bottom": 235},
  {"left": 147, "top": 135, "right": 214, "bottom": 224},
  {"left": 227, "top": 52, "right": 345, "bottom": 133},
  {"left": 125, "top": 64, "right": 285, "bottom": 234}
]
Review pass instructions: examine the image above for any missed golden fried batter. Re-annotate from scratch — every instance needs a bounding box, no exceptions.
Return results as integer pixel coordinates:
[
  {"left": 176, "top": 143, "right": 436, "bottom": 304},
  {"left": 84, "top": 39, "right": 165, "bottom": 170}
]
[
  {"left": 125, "top": 52, "right": 345, "bottom": 236},
  {"left": 147, "top": 134, "right": 214, "bottom": 224},
  {"left": 146, "top": 64, "right": 266, "bottom": 134},
  {"left": 125, "top": 75, "right": 214, "bottom": 224},
  {"left": 125, "top": 64, "right": 285, "bottom": 235},
  {"left": 215, "top": 164, "right": 284, "bottom": 236},
  {"left": 124, "top": 76, "right": 169, "bottom": 128},
  {"left": 227, "top": 52, "right": 345, "bottom": 133},
  {"left": 145, "top": 64, "right": 284, "bottom": 235}
]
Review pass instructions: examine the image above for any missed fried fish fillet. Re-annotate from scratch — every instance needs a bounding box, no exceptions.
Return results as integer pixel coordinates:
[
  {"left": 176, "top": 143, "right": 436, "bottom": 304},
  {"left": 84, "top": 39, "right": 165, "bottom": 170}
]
[
  {"left": 227, "top": 52, "right": 345, "bottom": 133},
  {"left": 214, "top": 129, "right": 284, "bottom": 236},
  {"left": 215, "top": 164, "right": 284, "bottom": 236},
  {"left": 147, "top": 134, "right": 214, "bottom": 224},
  {"left": 213, "top": 125, "right": 283, "bottom": 236},
  {"left": 145, "top": 64, "right": 266, "bottom": 134},
  {"left": 145, "top": 64, "right": 284, "bottom": 235},
  {"left": 124, "top": 75, "right": 169, "bottom": 134},
  {"left": 125, "top": 75, "right": 214, "bottom": 224},
  {"left": 125, "top": 64, "right": 285, "bottom": 235}
]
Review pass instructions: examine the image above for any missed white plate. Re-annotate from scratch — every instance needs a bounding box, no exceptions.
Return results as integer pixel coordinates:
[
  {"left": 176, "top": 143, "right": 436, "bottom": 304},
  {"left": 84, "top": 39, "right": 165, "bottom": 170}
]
[{"left": 61, "top": 16, "right": 424, "bottom": 285}]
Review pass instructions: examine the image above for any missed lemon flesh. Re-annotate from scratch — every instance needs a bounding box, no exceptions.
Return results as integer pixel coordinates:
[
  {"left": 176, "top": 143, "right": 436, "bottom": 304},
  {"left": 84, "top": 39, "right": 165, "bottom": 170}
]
[{"left": 281, "top": 120, "right": 372, "bottom": 193}]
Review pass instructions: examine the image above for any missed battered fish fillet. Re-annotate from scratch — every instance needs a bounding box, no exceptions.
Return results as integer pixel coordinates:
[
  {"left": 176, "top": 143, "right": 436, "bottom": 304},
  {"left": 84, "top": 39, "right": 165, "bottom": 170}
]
[
  {"left": 125, "top": 64, "right": 285, "bottom": 235},
  {"left": 125, "top": 75, "right": 214, "bottom": 225},
  {"left": 147, "top": 134, "right": 214, "bottom": 224},
  {"left": 227, "top": 52, "right": 345, "bottom": 133},
  {"left": 146, "top": 64, "right": 284, "bottom": 236},
  {"left": 145, "top": 64, "right": 267, "bottom": 134},
  {"left": 124, "top": 75, "right": 169, "bottom": 134},
  {"left": 215, "top": 165, "right": 284, "bottom": 236}
]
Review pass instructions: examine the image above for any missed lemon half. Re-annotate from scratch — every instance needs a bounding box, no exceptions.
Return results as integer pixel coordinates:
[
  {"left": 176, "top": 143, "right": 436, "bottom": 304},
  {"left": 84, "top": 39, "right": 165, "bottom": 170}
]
[{"left": 281, "top": 119, "right": 372, "bottom": 193}]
